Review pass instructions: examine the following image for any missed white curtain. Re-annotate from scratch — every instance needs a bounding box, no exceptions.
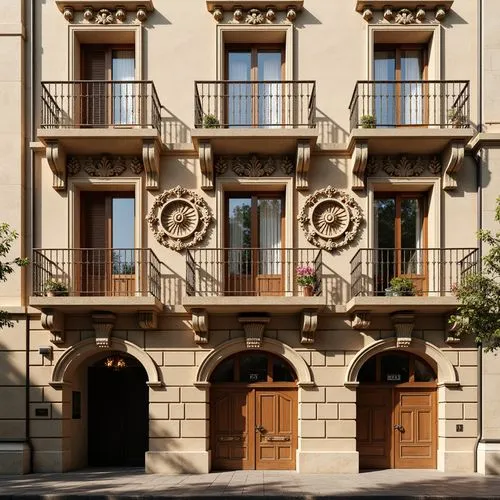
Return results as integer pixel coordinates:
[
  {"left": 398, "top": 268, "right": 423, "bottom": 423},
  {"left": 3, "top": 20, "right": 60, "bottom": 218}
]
[
  {"left": 258, "top": 52, "right": 282, "bottom": 127},
  {"left": 374, "top": 51, "right": 396, "bottom": 127},
  {"left": 112, "top": 50, "right": 135, "bottom": 125},
  {"left": 401, "top": 51, "right": 423, "bottom": 125},
  {"left": 228, "top": 53, "right": 251, "bottom": 127},
  {"left": 259, "top": 199, "right": 282, "bottom": 275}
]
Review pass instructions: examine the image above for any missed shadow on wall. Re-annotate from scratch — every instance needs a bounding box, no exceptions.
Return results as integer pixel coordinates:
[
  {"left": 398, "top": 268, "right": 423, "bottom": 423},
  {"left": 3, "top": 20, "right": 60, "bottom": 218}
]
[
  {"left": 316, "top": 108, "right": 349, "bottom": 144},
  {"left": 160, "top": 263, "right": 185, "bottom": 306},
  {"left": 321, "top": 265, "right": 350, "bottom": 306},
  {"left": 161, "top": 108, "right": 192, "bottom": 145}
]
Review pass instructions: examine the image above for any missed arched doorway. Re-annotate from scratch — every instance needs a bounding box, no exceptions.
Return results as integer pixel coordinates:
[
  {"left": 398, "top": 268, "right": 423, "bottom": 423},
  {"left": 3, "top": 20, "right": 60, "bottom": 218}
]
[
  {"left": 88, "top": 352, "right": 149, "bottom": 466},
  {"left": 210, "top": 351, "right": 298, "bottom": 470},
  {"left": 356, "top": 351, "right": 437, "bottom": 470}
]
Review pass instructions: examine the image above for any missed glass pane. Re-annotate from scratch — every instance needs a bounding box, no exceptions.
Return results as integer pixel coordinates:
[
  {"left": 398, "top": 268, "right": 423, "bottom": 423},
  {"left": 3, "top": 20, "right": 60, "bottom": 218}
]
[
  {"left": 112, "top": 50, "right": 135, "bottom": 125},
  {"left": 381, "top": 354, "right": 410, "bottom": 383},
  {"left": 401, "top": 198, "right": 422, "bottom": 274},
  {"left": 210, "top": 358, "right": 235, "bottom": 383},
  {"left": 272, "top": 357, "right": 295, "bottom": 382},
  {"left": 228, "top": 198, "right": 252, "bottom": 277},
  {"left": 400, "top": 50, "right": 423, "bottom": 125},
  {"left": 414, "top": 358, "right": 436, "bottom": 382},
  {"left": 228, "top": 52, "right": 252, "bottom": 127},
  {"left": 112, "top": 198, "right": 134, "bottom": 275},
  {"left": 258, "top": 199, "right": 282, "bottom": 275},
  {"left": 358, "top": 356, "right": 377, "bottom": 383},
  {"left": 239, "top": 353, "right": 268, "bottom": 383},
  {"left": 374, "top": 50, "right": 396, "bottom": 127},
  {"left": 375, "top": 198, "right": 396, "bottom": 294},
  {"left": 257, "top": 52, "right": 282, "bottom": 126}
]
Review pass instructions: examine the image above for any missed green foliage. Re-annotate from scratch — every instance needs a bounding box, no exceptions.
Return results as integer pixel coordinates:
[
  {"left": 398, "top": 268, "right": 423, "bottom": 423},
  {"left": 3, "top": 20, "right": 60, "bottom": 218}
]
[
  {"left": 447, "top": 107, "right": 467, "bottom": 128},
  {"left": 360, "top": 114, "right": 376, "bottom": 128},
  {"left": 44, "top": 279, "right": 68, "bottom": 294},
  {"left": 389, "top": 276, "right": 416, "bottom": 296},
  {"left": 203, "top": 114, "right": 220, "bottom": 128},
  {"left": 450, "top": 197, "right": 500, "bottom": 351},
  {"left": 0, "top": 223, "right": 29, "bottom": 329}
]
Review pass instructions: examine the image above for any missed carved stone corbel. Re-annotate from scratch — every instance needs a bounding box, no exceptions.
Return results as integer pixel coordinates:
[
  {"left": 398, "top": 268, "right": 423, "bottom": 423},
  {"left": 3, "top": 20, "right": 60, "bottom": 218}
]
[
  {"left": 46, "top": 141, "right": 67, "bottom": 190},
  {"left": 41, "top": 309, "right": 65, "bottom": 345},
  {"left": 92, "top": 312, "right": 116, "bottom": 348},
  {"left": 351, "top": 311, "right": 371, "bottom": 330},
  {"left": 142, "top": 139, "right": 160, "bottom": 190},
  {"left": 351, "top": 142, "right": 368, "bottom": 191},
  {"left": 199, "top": 141, "right": 214, "bottom": 190},
  {"left": 192, "top": 309, "right": 209, "bottom": 344},
  {"left": 239, "top": 316, "right": 270, "bottom": 349},
  {"left": 301, "top": 310, "right": 318, "bottom": 344},
  {"left": 138, "top": 311, "right": 158, "bottom": 330},
  {"left": 296, "top": 141, "right": 311, "bottom": 190},
  {"left": 442, "top": 141, "right": 465, "bottom": 190},
  {"left": 391, "top": 312, "right": 415, "bottom": 348}
]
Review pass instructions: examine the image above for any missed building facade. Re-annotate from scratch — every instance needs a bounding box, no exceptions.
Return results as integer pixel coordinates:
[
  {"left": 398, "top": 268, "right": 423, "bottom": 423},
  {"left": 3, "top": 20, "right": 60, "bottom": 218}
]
[{"left": 0, "top": 0, "right": 499, "bottom": 475}]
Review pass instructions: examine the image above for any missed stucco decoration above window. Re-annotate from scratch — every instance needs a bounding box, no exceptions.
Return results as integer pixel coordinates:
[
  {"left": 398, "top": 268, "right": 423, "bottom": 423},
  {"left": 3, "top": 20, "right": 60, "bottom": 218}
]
[
  {"left": 298, "top": 187, "right": 362, "bottom": 251},
  {"left": 215, "top": 154, "right": 295, "bottom": 177},
  {"left": 366, "top": 155, "right": 442, "bottom": 177},
  {"left": 355, "top": 1, "right": 453, "bottom": 23},
  {"left": 206, "top": 1, "right": 303, "bottom": 24},
  {"left": 55, "top": 1, "right": 154, "bottom": 23},
  {"left": 67, "top": 155, "right": 144, "bottom": 177},
  {"left": 147, "top": 186, "right": 213, "bottom": 252}
]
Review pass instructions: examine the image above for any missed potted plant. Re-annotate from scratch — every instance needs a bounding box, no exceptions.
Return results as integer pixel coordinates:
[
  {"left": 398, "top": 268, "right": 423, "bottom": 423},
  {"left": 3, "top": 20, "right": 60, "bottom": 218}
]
[
  {"left": 360, "top": 114, "right": 376, "bottom": 128},
  {"left": 388, "top": 276, "right": 416, "bottom": 296},
  {"left": 44, "top": 279, "right": 68, "bottom": 297},
  {"left": 447, "top": 108, "right": 467, "bottom": 128},
  {"left": 203, "top": 113, "right": 220, "bottom": 128},
  {"left": 296, "top": 265, "right": 317, "bottom": 296}
]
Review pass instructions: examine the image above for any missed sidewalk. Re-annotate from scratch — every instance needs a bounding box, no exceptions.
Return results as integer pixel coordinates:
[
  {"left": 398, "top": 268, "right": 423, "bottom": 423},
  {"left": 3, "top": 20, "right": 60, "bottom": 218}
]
[{"left": 1, "top": 468, "right": 500, "bottom": 498}]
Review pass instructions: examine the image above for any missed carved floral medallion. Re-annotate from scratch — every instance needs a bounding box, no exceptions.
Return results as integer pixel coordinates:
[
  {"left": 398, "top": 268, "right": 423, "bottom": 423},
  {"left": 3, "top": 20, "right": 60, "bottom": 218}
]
[
  {"left": 298, "top": 186, "right": 363, "bottom": 251},
  {"left": 147, "top": 186, "right": 213, "bottom": 251}
]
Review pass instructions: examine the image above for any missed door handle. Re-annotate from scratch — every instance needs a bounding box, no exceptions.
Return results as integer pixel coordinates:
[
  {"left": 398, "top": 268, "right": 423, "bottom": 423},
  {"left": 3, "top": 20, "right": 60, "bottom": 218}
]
[
  {"left": 394, "top": 424, "right": 404, "bottom": 432},
  {"left": 255, "top": 425, "right": 265, "bottom": 433}
]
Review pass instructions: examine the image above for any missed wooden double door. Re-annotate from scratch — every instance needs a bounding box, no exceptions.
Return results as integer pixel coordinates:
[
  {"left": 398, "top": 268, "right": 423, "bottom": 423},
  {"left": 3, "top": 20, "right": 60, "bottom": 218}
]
[
  {"left": 211, "top": 387, "right": 297, "bottom": 470},
  {"left": 357, "top": 387, "right": 436, "bottom": 469}
]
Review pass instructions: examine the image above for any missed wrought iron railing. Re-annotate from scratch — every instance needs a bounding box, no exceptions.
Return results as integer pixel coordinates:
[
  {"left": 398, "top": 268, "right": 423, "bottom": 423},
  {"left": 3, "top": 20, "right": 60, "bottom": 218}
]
[
  {"left": 349, "top": 80, "right": 470, "bottom": 130},
  {"left": 32, "top": 248, "right": 162, "bottom": 299},
  {"left": 40, "top": 80, "right": 162, "bottom": 132},
  {"left": 186, "top": 248, "right": 322, "bottom": 297},
  {"left": 194, "top": 80, "right": 316, "bottom": 128},
  {"left": 350, "top": 248, "right": 478, "bottom": 297}
]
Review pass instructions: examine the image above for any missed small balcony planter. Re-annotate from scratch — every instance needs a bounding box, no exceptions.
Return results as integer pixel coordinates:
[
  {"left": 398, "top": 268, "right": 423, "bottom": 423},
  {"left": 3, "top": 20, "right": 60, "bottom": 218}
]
[
  {"left": 296, "top": 265, "right": 317, "bottom": 296},
  {"left": 388, "top": 276, "right": 416, "bottom": 297},
  {"left": 360, "top": 114, "right": 376, "bottom": 128},
  {"left": 44, "top": 279, "right": 68, "bottom": 297},
  {"left": 203, "top": 114, "right": 220, "bottom": 128}
]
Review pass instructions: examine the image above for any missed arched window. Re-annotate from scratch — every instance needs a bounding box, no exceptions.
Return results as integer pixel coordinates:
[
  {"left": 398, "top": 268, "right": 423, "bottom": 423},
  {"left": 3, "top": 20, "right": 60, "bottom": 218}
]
[
  {"left": 358, "top": 352, "right": 436, "bottom": 384},
  {"left": 210, "top": 351, "right": 297, "bottom": 384}
]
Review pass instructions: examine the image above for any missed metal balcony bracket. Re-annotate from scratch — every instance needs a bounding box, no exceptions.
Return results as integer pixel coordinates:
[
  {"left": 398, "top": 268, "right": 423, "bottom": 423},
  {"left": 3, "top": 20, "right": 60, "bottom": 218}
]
[
  {"left": 41, "top": 309, "right": 65, "bottom": 345},
  {"left": 442, "top": 141, "right": 465, "bottom": 190},
  {"left": 199, "top": 141, "right": 214, "bottom": 191},
  {"left": 296, "top": 141, "right": 311, "bottom": 191},
  {"left": 239, "top": 315, "right": 270, "bottom": 349},
  {"left": 142, "top": 139, "right": 160, "bottom": 190},
  {"left": 391, "top": 311, "right": 415, "bottom": 348},
  {"left": 46, "top": 141, "right": 67, "bottom": 191},
  {"left": 138, "top": 311, "right": 158, "bottom": 330},
  {"left": 351, "top": 142, "right": 368, "bottom": 191},
  {"left": 192, "top": 309, "right": 209, "bottom": 344},
  {"left": 300, "top": 310, "right": 318, "bottom": 344},
  {"left": 351, "top": 311, "right": 371, "bottom": 330},
  {"left": 92, "top": 312, "right": 116, "bottom": 348}
]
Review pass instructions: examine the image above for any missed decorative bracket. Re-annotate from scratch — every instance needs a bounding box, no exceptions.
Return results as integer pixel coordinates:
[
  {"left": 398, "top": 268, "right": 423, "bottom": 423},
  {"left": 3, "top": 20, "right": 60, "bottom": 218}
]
[
  {"left": 296, "top": 141, "right": 311, "bottom": 190},
  {"left": 142, "top": 139, "right": 160, "bottom": 190},
  {"left": 301, "top": 310, "right": 318, "bottom": 344},
  {"left": 199, "top": 141, "right": 214, "bottom": 190},
  {"left": 351, "top": 142, "right": 368, "bottom": 191},
  {"left": 442, "top": 141, "right": 465, "bottom": 190},
  {"left": 351, "top": 311, "right": 371, "bottom": 330},
  {"left": 192, "top": 309, "right": 209, "bottom": 344},
  {"left": 391, "top": 311, "right": 415, "bottom": 348},
  {"left": 46, "top": 141, "right": 67, "bottom": 190},
  {"left": 41, "top": 309, "right": 65, "bottom": 345},
  {"left": 239, "top": 316, "right": 270, "bottom": 349},
  {"left": 92, "top": 312, "right": 116, "bottom": 348},
  {"left": 138, "top": 311, "right": 158, "bottom": 330}
]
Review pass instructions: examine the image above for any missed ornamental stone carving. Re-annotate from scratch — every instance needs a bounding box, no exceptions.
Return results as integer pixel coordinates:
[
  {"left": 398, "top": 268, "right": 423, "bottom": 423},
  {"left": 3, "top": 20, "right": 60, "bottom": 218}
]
[
  {"left": 147, "top": 186, "right": 213, "bottom": 252},
  {"left": 395, "top": 8, "right": 415, "bottom": 24},
  {"left": 358, "top": 4, "right": 449, "bottom": 23},
  {"left": 67, "top": 155, "right": 144, "bottom": 177},
  {"left": 95, "top": 9, "right": 115, "bottom": 24},
  {"left": 298, "top": 186, "right": 363, "bottom": 251},
  {"left": 58, "top": 4, "right": 151, "bottom": 24},
  {"left": 245, "top": 9, "right": 265, "bottom": 24},
  {"left": 214, "top": 155, "right": 295, "bottom": 177},
  {"left": 367, "top": 155, "right": 442, "bottom": 177}
]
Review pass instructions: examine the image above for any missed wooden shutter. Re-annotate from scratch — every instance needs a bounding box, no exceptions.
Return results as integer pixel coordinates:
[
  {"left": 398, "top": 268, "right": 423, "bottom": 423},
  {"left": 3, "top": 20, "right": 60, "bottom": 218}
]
[{"left": 81, "top": 46, "right": 107, "bottom": 126}]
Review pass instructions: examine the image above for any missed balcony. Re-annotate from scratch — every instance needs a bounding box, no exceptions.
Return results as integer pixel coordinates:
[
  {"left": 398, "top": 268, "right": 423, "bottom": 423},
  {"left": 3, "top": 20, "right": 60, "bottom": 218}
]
[
  {"left": 30, "top": 248, "right": 163, "bottom": 314},
  {"left": 182, "top": 248, "right": 325, "bottom": 314},
  {"left": 38, "top": 80, "right": 162, "bottom": 190},
  {"left": 191, "top": 80, "right": 318, "bottom": 189},
  {"left": 347, "top": 247, "right": 478, "bottom": 314}
]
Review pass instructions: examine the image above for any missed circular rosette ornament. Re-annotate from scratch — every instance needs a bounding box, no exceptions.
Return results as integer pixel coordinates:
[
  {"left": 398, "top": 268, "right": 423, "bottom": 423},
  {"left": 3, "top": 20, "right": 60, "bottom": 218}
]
[
  {"left": 298, "top": 186, "right": 362, "bottom": 251},
  {"left": 147, "top": 186, "right": 213, "bottom": 251}
]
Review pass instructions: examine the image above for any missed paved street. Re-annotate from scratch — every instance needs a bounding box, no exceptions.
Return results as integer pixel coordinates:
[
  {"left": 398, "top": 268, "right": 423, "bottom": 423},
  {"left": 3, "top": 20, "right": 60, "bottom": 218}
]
[{"left": 1, "top": 468, "right": 500, "bottom": 498}]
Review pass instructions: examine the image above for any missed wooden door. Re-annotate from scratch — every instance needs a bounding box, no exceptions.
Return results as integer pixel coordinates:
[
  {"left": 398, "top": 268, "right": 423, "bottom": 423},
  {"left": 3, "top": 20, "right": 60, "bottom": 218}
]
[
  {"left": 211, "top": 387, "right": 297, "bottom": 470},
  {"left": 357, "top": 388, "right": 392, "bottom": 469},
  {"left": 255, "top": 389, "right": 296, "bottom": 470},
  {"left": 394, "top": 388, "right": 436, "bottom": 468}
]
